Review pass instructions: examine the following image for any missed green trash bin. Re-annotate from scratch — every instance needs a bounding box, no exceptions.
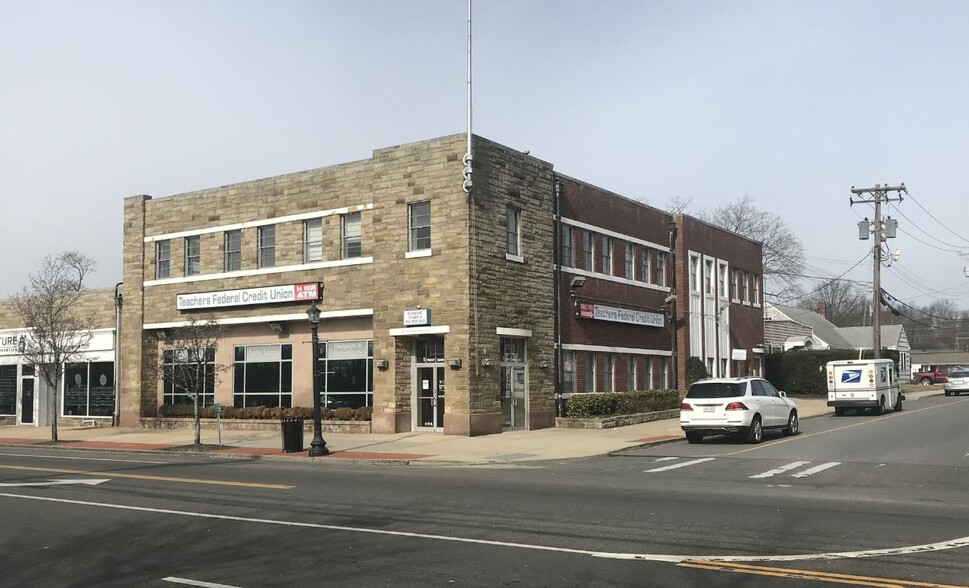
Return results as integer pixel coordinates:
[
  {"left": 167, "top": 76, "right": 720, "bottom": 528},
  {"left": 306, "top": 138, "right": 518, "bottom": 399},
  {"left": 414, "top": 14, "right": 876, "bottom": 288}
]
[{"left": 281, "top": 417, "right": 304, "bottom": 452}]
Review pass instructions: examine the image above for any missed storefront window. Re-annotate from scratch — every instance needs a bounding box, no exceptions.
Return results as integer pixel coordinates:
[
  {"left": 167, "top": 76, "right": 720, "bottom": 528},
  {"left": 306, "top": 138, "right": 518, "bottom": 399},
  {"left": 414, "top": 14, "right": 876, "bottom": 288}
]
[
  {"left": 320, "top": 340, "right": 373, "bottom": 409},
  {"left": 233, "top": 344, "right": 293, "bottom": 408},
  {"left": 162, "top": 347, "right": 215, "bottom": 406},
  {"left": 0, "top": 365, "right": 15, "bottom": 415},
  {"left": 64, "top": 362, "right": 115, "bottom": 417}
]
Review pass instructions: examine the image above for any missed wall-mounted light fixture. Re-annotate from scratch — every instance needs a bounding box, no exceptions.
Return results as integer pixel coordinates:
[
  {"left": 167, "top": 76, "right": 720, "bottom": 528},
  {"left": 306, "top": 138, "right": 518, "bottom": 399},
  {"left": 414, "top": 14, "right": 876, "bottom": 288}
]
[
  {"left": 375, "top": 359, "right": 389, "bottom": 370},
  {"left": 481, "top": 358, "right": 496, "bottom": 367},
  {"left": 570, "top": 275, "right": 586, "bottom": 290},
  {"left": 268, "top": 322, "right": 285, "bottom": 334},
  {"left": 539, "top": 360, "right": 550, "bottom": 369},
  {"left": 448, "top": 358, "right": 462, "bottom": 369}
]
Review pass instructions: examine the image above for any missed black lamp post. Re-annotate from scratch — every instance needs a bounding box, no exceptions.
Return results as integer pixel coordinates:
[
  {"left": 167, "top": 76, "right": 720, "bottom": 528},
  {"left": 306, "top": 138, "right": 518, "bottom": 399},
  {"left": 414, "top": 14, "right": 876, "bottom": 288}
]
[{"left": 306, "top": 301, "right": 329, "bottom": 456}]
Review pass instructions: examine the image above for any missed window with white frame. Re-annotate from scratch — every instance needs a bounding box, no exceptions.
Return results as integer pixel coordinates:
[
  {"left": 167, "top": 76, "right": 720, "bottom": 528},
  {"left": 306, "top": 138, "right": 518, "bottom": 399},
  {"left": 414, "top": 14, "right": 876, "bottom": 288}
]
[
  {"left": 627, "top": 354, "right": 637, "bottom": 390},
  {"left": 561, "top": 225, "right": 574, "bottom": 267},
  {"left": 156, "top": 240, "right": 171, "bottom": 279},
  {"left": 731, "top": 268, "right": 740, "bottom": 300},
  {"left": 303, "top": 218, "right": 323, "bottom": 263},
  {"left": 661, "top": 356, "right": 670, "bottom": 388},
  {"left": 162, "top": 348, "right": 215, "bottom": 406},
  {"left": 584, "top": 351, "right": 596, "bottom": 393},
  {"left": 409, "top": 201, "right": 431, "bottom": 252},
  {"left": 341, "top": 212, "right": 361, "bottom": 259},
  {"left": 601, "top": 236, "right": 612, "bottom": 275},
  {"left": 233, "top": 344, "right": 293, "bottom": 408},
  {"left": 655, "top": 251, "right": 666, "bottom": 286},
  {"left": 184, "top": 236, "right": 200, "bottom": 276},
  {"left": 719, "top": 262, "right": 728, "bottom": 298},
  {"left": 743, "top": 270, "right": 750, "bottom": 302},
  {"left": 604, "top": 354, "right": 615, "bottom": 392},
  {"left": 224, "top": 230, "right": 241, "bottom": 271},
  {"left": 505, "top": 205, "right": 521, "bottom": 257},
  {"left": 704, "top": 258, "right": 715, "bottom": 294},
  {"left": 689, "top": 255, "right": 700, "bottom": 292},
  {"left": 625, "top": 243, "right": 634, "bottom": 279},
  {"left": 644, "top": 356, "right": 654, "bottom": 390},
  {"left": 753, "top": 273, "right": 761, "bottom": 305},
  {"left": 562, "top": 351, "right": 575, "bottom": 394},
  {"left": 640, "top": 246, "right": 651, "bottom": 283},
  {"left": 258, "top": 225, "right": 276, "bottom": 268},
  {"left": 581, "top": 231, "right": 594, "bottom": 270}
]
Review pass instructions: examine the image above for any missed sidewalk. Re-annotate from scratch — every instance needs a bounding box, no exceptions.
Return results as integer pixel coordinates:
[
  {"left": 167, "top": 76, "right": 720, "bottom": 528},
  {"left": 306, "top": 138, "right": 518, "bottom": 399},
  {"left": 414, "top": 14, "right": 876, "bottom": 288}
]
[{"left": 0, "top": 392, "right": 937, "bottom": 465}]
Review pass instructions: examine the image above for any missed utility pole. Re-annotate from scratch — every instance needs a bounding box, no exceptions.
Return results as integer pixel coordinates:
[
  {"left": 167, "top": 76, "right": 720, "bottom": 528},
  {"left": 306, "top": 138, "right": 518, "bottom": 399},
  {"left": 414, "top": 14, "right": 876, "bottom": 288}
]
[{"left": 850, "top": 184, "right": 906, "bottom": 359}]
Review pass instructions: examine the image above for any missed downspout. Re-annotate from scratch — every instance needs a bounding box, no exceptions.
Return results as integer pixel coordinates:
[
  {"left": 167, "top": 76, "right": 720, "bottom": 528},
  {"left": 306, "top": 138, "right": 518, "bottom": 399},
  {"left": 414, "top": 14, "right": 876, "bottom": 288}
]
[
  {"left": 113, "top": 282, "right": 122, "bottom": 426},
  {"left": 554, "top": 178, "right": 563, "bottom": 417}
]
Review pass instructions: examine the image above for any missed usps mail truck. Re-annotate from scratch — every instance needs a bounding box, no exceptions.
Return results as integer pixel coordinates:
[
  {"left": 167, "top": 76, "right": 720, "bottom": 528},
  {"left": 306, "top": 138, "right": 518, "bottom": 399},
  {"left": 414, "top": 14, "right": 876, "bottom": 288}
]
[{"left": 826, "top": 359, "right": 903, "bottom": 416}]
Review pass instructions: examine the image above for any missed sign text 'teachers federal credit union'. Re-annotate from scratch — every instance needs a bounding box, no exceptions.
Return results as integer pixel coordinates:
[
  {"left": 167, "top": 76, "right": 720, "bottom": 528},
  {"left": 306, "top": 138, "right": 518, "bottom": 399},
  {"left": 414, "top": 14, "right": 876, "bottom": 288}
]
[{"left": 176, "top": 283, "right": 321, "bottom": 310}]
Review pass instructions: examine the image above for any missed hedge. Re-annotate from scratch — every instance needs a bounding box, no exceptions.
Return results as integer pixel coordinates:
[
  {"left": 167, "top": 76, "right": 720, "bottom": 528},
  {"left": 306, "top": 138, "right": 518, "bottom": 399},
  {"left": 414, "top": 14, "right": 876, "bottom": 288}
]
[
  {"left": 157, "top": 404, "right": 373, "bottom": 421},
  {"left": 565, "top": 389, "right": 680, "bottom": 418},
  {"left": 764, "top": 349, "right": 901, "bottom": 395}
]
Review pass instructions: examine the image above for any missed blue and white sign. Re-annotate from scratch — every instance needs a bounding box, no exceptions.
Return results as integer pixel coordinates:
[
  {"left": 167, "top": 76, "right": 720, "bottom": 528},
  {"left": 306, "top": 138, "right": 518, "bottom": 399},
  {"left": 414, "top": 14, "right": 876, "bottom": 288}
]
[{"left": 840, "top": 370, "right": 862, "bottom": 384}]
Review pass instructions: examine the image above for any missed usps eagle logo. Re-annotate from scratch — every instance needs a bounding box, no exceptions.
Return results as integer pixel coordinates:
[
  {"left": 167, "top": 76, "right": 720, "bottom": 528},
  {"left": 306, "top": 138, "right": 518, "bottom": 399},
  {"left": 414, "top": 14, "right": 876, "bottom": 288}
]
[{"left": 840, "top": 370, "right": 862, "bottom": 384}]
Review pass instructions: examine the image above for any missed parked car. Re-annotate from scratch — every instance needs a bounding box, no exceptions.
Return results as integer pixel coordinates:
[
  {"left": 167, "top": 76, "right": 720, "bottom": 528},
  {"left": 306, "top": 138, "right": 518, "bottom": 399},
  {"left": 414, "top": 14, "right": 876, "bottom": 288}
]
[
  {"left": 680, "top": 377, "right": 799, "bottom": 444},
  {"left": 943, "top": 370, "right": 969, "bottom": 396}
]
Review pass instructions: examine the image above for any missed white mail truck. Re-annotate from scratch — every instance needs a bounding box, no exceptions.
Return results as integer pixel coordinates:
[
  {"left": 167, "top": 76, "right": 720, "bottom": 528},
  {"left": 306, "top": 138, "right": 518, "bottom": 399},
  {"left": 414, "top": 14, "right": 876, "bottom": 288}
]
[{"left": 826, "top": 358, "right": 903, "bottom": 416}]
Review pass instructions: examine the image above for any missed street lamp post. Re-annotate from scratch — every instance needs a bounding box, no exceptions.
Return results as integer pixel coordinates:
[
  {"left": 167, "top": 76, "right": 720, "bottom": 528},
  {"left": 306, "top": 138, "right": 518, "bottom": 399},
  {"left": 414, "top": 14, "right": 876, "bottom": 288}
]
[{"left": 306, "top": 302, "right": 329, "bottom": 457}]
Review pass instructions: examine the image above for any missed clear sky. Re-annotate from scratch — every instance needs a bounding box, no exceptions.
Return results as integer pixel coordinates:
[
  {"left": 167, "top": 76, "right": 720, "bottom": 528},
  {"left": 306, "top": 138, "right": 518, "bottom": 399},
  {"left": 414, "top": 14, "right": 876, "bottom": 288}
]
[{"left": 3, "top": 0, "right": 968, "bottom": 309}]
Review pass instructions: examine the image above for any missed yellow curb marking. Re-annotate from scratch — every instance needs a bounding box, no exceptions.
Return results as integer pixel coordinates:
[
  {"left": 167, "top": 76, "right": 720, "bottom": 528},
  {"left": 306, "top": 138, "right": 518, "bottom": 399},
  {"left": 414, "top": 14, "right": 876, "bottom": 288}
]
[
  {"left": 679, "top": 560, "right": 967, "bottom": 588},
  {"left": 0, "top": 464, "right": 293, "bottom": 490}
]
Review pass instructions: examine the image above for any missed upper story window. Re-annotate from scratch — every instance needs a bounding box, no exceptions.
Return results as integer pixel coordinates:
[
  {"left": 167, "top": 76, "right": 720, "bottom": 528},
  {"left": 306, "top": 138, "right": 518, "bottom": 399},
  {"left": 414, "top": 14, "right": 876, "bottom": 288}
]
[
  {"left": 303, "top": 218, "right": 323, "bottom": 263},
  {"left": 601, "top": 236, "right": 612, "bottom": 275},
  {"left": 742, "top": 270, "right": 751, "bottom": 302},
  {"left": 640, "top": 246, "right": 651, "bottom": 283},
  {"left": 258, "top": 225, "right": 276, "bottom": 269},
  {"left": 689, "top": 255, "right": 700, "bottom": 292},
  {"left": 753, "top": 273, "right": 761, "bottom": 305},
  {"left": 184, "top": 236, "right": 200, "bottom": 276},
  {"left": 624, "top": 243, "right": 634, "bottom": 279},
  {"left": 704, "top": 259, "right": 715, "bottom": 294},
  {"left": 341, "top": 212, "right": 361, "bottom": 259},
  {"left": 408, "top": 201, "right": 431, "bottom": 252},
  {"left": 655, "top": 251, "right": 667, "bottom": 287},
  {"left": 731, "top": 268, "right": 740, "bottom": 300},
  {"left": 224, "top": 230, "right": 242, "bottom": 272},
  {"left": 581, "top": 231, "right": 594, "bottom": 271},
  {"left": 505, "top": 206, "right": 521, "bottom": 258},
  {"left": 155, "top": 240, "right": 171, "bottom": 279},
  {"left": 560, "top": 225, "right": 574, "bottom": 267},
  {"left": 718, "top": 262, "right": 728, "bottom": 298}
]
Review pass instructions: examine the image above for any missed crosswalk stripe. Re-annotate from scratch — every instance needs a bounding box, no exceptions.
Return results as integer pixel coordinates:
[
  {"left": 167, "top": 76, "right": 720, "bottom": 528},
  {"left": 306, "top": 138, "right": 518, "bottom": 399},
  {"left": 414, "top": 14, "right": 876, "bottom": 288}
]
[
  {"left": 749, "top": 461, "right": 811, "bottom": 479},
  {"left": 644, "top": 457, "right": 716, "bottom": 473},
  {"left": 653, "top": 457, "right": 679, "bottom": 462},
  {"left": 791, "top": 461, "right": 841, "bottom": 478}
]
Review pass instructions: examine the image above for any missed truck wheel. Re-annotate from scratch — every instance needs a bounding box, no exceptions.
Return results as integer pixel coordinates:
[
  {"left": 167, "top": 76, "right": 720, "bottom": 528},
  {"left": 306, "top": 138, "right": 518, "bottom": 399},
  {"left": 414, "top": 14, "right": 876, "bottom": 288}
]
[
  {"left": 893, "top": 395, "right": 902, "bottom": 412},
  {"left": 834, "top": 407, "right": 846, "bottom": 416},
  {"left": 873, "top": 396, "right": 885, "bottom": 416},
  {"left": 920, "top": 377, "right": 932, "bottom": 386}
]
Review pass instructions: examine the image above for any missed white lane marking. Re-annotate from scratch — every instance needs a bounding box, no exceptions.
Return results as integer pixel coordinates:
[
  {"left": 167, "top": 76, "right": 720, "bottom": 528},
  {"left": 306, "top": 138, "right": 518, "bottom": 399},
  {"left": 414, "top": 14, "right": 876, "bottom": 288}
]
[
  {"left": 2, "top": 492, "right": 969, "bottom": 564},
  {"left": 791, "top": 462, "right": 841, "bottom": 478},
  {"left": 653, "top": 457, "right": 679, "bottom": 462},
  {"left": 749, "top": 461, "right": 810, "bottom": 479},
  {"left": 0, "top": 478, "right": 109, "bottom": 488},
  {"left": 163, "top": 578, "right": 241, "bottom": 588},
  {"left": 0, "top": 452, "right": 166, "bottom": 464},
  {"left": 644, "top": 458, "right": 715, "bottom": 473}
]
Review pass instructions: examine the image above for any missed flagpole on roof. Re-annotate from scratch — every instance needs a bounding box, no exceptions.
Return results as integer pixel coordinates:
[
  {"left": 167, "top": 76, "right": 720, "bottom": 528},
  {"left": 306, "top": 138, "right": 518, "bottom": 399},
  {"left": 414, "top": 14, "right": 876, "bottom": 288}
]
[{"left": 463, "top": 0, "right": 473, "bottom": 195}]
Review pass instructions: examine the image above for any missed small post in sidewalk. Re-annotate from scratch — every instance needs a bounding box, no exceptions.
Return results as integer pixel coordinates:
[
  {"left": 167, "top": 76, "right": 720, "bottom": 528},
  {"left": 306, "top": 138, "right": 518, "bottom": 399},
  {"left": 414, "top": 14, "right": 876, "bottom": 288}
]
[{"left": 214, "top": 402, "right": 223, "bottom": 446}]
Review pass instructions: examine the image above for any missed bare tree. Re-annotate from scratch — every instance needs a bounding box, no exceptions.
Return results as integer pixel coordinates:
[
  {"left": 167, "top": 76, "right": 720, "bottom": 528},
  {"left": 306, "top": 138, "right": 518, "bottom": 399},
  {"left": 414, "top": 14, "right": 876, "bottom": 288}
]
[
  {"left": 12, "top": 251, "right": 97, "bottom": 442},
  {"left": 701, "top": 194, "right": 806, "bottom": 301},
  {"left": 795, "top": 280, "right": 869, "bottom": 327},
  {"left": 149, "top": 318, "right": 229, "bottom": 445},
  {"left": 665, "top": 195, "right": 694, "bottom": 214}
]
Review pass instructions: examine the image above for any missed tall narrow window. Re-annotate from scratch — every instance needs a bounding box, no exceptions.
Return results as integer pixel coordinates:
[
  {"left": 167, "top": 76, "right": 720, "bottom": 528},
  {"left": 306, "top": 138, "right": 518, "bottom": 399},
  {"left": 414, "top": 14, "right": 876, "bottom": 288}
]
[
  {"left": 601, "top": 237, "right": 612, "bottom": 275},
  {"left": 624, "top": 243, "right": 634, "bottom": 279},
  {"left": 626, "top": 355, "right": 637, "bottom": 391},
  {"left": 184, "top": 236, "right": 200, "bottom": 276},
  {"left": 581, "top": 231, "right": 593, "bottom": 270},
  {"left": 743, "top": 271, "right": 751, "bottom": 302},
  {"left": 155, "top": 240, "right": 171, "bottom": 279},
  {"left": 303, "top": 218, "right": 323, "bottom": 263},
  {"left": 655, "top": 251, "right": 666, "bottom": 286},
  {"left": 505, "top": 206, "right": 521, "bottom": 257},
  {"left": 753, "top": 274, "right": 761, "bottom": 305},
  {"left": 562, "top": 351, "right": 575, "bottom": 394},
  {"left": 224, "top": 230, "right": 241, "bottom": 271},
  {"left": 409, "top": 201, "right": 431, "bottom": 251},
  {"left": 641, "top": 247, "right": 651, "bottom": 283},
  {"left": 731, "top": 268, "right": 740, "bottom": 300},
  {"left": 604, "top": 354, "right": 615, "bottom": 392},
  {"left": 341, "top": 212, "right": 361, "bottom": 259},
  {"left": 644, "top": 356, "right": 654, "bottom": 390},
  {"left": 258, "top": 225, "right": 275, "bottom": 268},
  {"left": 689, "top": 255, "right": 700, "bottom": 292},
  {"left": 584, "top": 352, "right": 596, "bottom": 393},
  {"left": 704, "top": 259, "right": 714, "bottom": 294},
  {"left": 719, "top": 262, "right": 728, "bottom": 298},
  {"left": 560, "top": 225, "right": 574, "bottom": 267}
]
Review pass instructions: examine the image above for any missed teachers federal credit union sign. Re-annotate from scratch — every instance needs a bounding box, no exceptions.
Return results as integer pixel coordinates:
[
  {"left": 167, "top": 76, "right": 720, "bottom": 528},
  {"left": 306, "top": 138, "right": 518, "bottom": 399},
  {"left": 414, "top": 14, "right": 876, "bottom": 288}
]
[
  {"left": 578, "top": 302, "right": 664, "bottom": 328},
  {"left": 176, "top": 282, "right": 322, "bottom": 310}
]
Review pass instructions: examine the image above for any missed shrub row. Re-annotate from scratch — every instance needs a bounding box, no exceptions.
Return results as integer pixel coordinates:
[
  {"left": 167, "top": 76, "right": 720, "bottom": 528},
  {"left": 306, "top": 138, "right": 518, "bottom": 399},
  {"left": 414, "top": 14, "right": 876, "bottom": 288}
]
[
  {"left": 565, "top": 389, "right": 680, "bottom": 418},
  {"left": 156, "top": 404, "right": 373, "bottom": 421}
]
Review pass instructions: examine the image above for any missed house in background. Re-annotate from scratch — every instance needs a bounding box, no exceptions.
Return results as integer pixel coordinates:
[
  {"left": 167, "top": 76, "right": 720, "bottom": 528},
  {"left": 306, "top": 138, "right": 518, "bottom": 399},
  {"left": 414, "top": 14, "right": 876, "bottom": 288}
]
[{"left": 839, "top": 324, "right": 911, "bottom": 377}]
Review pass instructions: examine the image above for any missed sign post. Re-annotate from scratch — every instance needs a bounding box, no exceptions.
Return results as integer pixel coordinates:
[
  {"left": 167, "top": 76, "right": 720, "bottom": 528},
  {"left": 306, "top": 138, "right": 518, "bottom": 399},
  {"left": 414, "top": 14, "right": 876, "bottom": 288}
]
[{"left": 213, "top": 403, "right": 223, "bottom": 446}]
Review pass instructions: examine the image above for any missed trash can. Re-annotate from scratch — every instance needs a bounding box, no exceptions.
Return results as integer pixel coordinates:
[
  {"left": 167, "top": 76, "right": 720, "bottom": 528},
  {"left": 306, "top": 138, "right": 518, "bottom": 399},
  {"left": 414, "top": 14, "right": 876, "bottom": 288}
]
[{"left": 281, "top": 417, "right": 304, "bottom": 452}]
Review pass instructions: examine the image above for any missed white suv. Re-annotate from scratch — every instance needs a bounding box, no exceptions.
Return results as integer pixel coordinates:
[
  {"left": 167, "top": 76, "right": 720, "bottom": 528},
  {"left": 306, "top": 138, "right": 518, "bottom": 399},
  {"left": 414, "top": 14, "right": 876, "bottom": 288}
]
[{"left": 680, "top": 377, "right": 799, "bottom": 444}]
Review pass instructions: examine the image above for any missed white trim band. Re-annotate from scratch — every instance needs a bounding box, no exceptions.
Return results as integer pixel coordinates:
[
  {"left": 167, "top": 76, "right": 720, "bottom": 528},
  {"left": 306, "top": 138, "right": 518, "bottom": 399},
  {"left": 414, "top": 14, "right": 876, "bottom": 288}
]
[
  {"left": 389, "top": 326, "right": 451, "bottom": 337},
  {"left": 143, "top": 309, "right": 373, "bottom": 330},
  {"left": 497, "top": 327, "right": 532, "bottom": 337}
]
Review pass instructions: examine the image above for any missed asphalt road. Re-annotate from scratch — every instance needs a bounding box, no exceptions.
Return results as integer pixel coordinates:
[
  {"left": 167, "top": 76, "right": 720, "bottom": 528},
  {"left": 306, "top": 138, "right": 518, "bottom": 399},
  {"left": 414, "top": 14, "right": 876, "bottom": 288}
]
[{"left": 1, "top": 394, "right": 967, "bottom": 587}]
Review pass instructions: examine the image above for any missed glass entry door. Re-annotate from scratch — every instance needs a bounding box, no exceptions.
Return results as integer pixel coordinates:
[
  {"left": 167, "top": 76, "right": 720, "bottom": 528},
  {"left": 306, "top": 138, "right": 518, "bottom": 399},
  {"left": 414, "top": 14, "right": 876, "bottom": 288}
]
[
  {"left": 20, "top": 378, "right": 34, "bottom": 424},
  {"left": 501, "top": 366, "right": 526, "bottom": 430},
  {"left": 416, "top": 366, "right": 444, "bottom": 429}
]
